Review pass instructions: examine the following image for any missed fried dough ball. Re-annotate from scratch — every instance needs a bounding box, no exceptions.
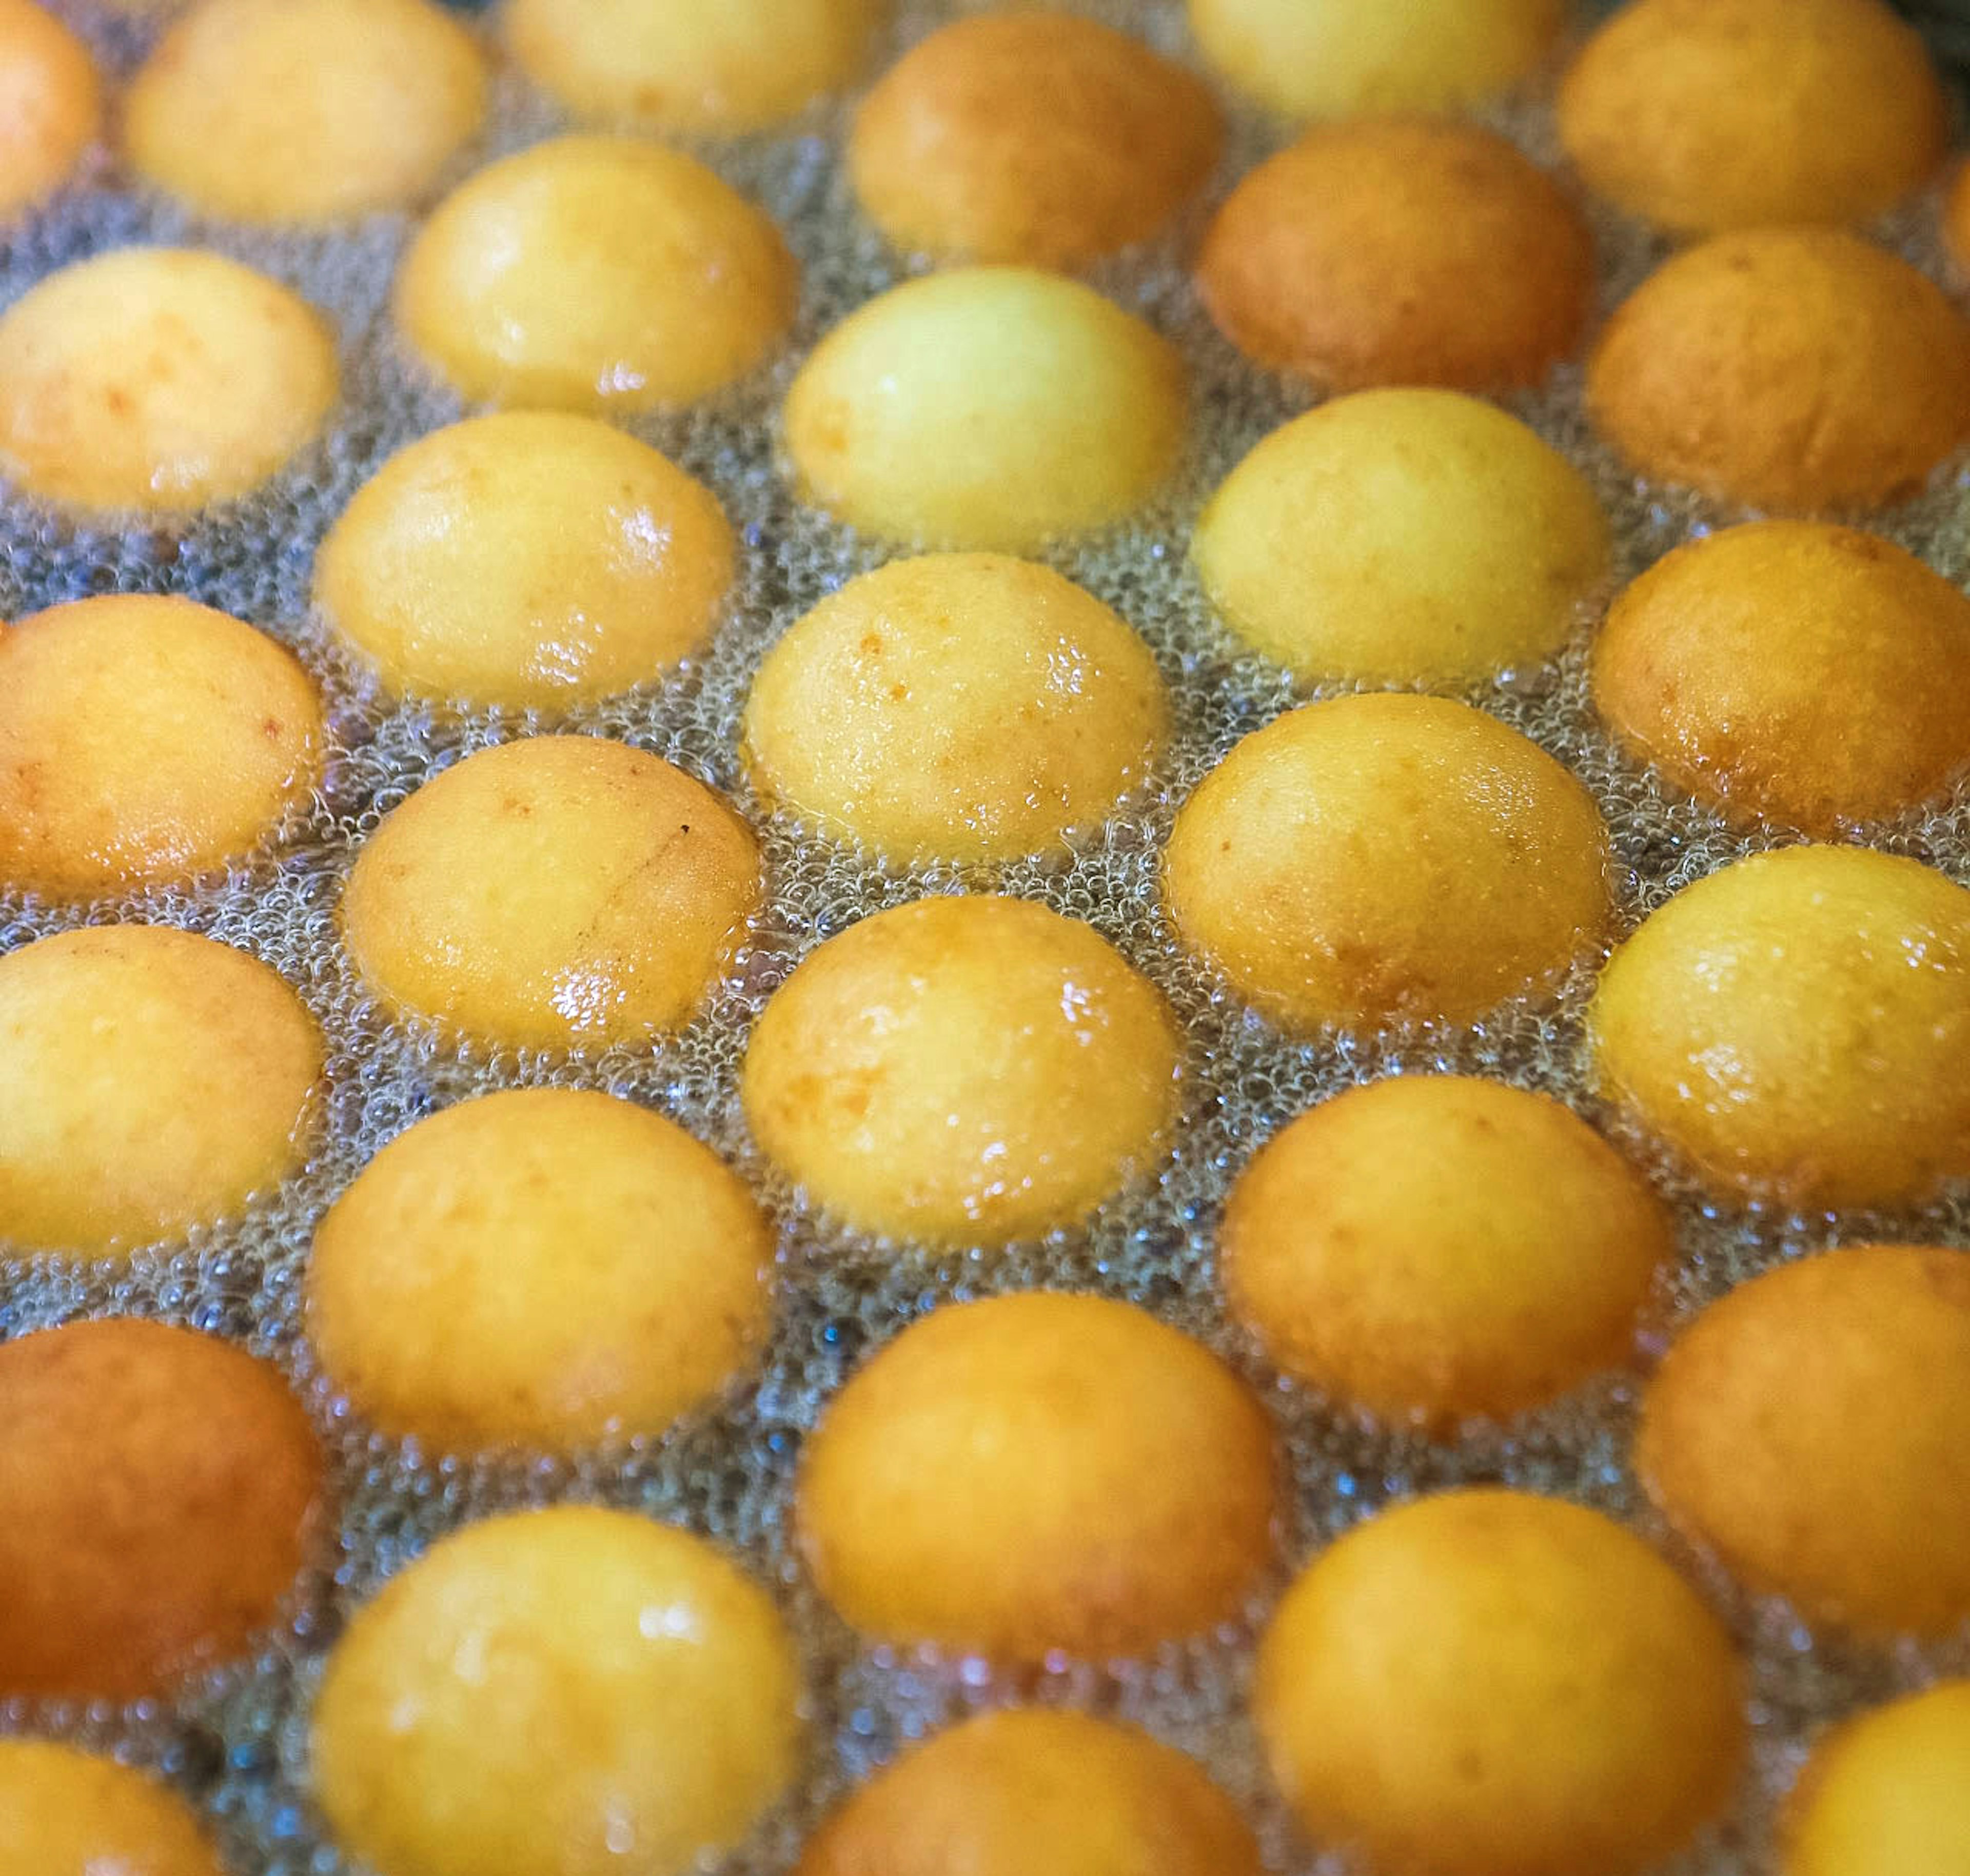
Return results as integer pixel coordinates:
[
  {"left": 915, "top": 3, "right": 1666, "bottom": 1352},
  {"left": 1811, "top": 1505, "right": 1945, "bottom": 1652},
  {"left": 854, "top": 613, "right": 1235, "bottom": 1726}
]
[
  {"left": 783, "top": 267, "right": 1186, "bottom": 550},
  {"left": 741, "top": 554, "right": 1169, "bottom": 862},
  {"left": 0, "top": 0, "right": 99, "bottom": 222},
  {"left": 0, "top": 1318, "right": 324, "bottom": 1701},
  {"left": 124, "top": 0, "right": 486, "bottom": 225},
  {"left": 311, "top": 1506, "right": 804, "bottom": 1876},
  {"left": 1639, "top": 1245, "right": 1970, "bottom": 1636},
  {"left": 1192, "top": 390, "right": 1609, "bottom": 687},
  {"left": 0, "top": 925, "right": 321, "bottom": 1256},
  {"left": 1164, "top": 694, "right": 1611, "bottom": 1034},
  {"left": 1587, "top": 845, "right": 1970, "bottom": 1209},
  {"left": 1222, "top": 1076, "right": 1671, "bottom": 1428},
  {"left": 1945, "top": 161, "right": 1970, "bottom": 284},
  {"left": 1586, "top": 230, "right": 1970, "bottom": 512},
  {"left": 505, "top": 0, "right": 882, "bottom": 134},
  {"left": 396, "top": 135, "right": 796, "bottom": 414},
  {"left": 1195, "top": 121, "right": 1594, "bottom": 394},
  {"left": 1592, "top": 522, "right": 1970, "bottom": 834},
  {"left": 0, "top": 1741, "right": 226, "bottom": 1875},
  {"left": 1558, "top": 0, "right": 1946, "bottom": 235},
  {"left": 849, "top": 13, "right": 1222, "bottom": 269},
  {"left": 741, "top": 896, "right": 1180, "bottom": 1246},
  {"left": 0, "top": 247, "right": 338, "bottom": 517},
  {"left": 1188, "top": 0, "right": 1565, "bottom": 122},
  {"left": 795, "top": 1292, "right": 1278, "bottom": 1662},
  {"left": 795, "top": 1708, "right": 1265, "bottom": 1876},
  {"left": 1782, "top": 1681, "right": 1970, "bottom": 1876},
  {"left": 1256, "top": 1490, "right": 1745, "bottom": 1876},
  {"left": 341, "top": 736, "right": 759, "bottom": 1054},
  {"left": 315, "top": 412, "right": 733, "bottom": 712},
  {"left": 0, "top": 594, "right": 322, "bottom": 898},
  {"left": 308, "top": 1088, "right": 773, "bottom": 1456}
]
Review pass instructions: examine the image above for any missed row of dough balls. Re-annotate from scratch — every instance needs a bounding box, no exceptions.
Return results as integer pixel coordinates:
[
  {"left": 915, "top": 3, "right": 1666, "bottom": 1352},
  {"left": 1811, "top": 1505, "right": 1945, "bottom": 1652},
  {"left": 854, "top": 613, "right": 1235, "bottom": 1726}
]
[
  {"left": 1, "top": 0, "right": 1955, "bottom": 237},
  {"left": 5, "top": 1246, "right": 1969, "bottom": 1875},
  {"left": 6, "top": 6, "right": 1970, "bottom": 520},
  {"left": 13, "top": 1677, "right": 1970, "bottom": 1876},
  {"left": 7, "top": 750, "right": 1970, "bottom": 1264},
  {"left": 10, "top": 425, "right": 1970, "bottom": 890}
]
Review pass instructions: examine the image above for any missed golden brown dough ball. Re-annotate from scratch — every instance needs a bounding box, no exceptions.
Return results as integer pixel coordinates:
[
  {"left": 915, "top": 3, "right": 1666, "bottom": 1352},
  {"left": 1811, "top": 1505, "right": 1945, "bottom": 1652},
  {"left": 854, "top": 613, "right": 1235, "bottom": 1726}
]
[
  {"left": 1163, "top": 694, "right": 1611, "bottom": 1034},
  {"left": 795, "top": 1708, "right": 1264, "bottom": 1876},
  {"left": 796, "top": 1292, "right": 1277, "bottom": 1662},
  {"left": 0, "top": 1741, "right": 226, "bottom": 1876},
  {"left": 1782, "top": 1681, "right": 1970, "bottom": 1876},
  {"left": 1256, "top": 1490, "right": 1744, "bottom": 1876},
  {"left": 0, "top": 247, "right": 339, "bottom": 518},
  {"left": 1639, "top": 1245, "right": 1970, "bottom": 1636},
  {"left": 308, "top": 1088, "right": 773, "bottom": 1457},
  {"left": 311, "top": 1506, "right": 804, "bottom": 1876},
  {"left": 782, "top": 267, "right": 1186, "bottom": 551},
  {"left": 1944, "top": 160, "right": 1970, "bottom": 283},
  {"left": 1195, "top": 122, "right": 1594, "bottom": 394},
  {"left": 1192, "top": 389, "right": 1610, "bottom": 687},
  {"left": 396, "top": 135, "right": 796, "bottom": 414},
  {"left": 849, "top": 13, "right": 1223, "bottom": 269},
  {"left": 741, "top": 554, "right": 1169, "bottom": 862},
  {"left": 0, "top": 925, "right": 321, "bottom": 1256},
  {"left": 1592, "top": 522, "right": 1970, "bottom": 835},
  {"left": 1587, "top": 845, "right": 1970, "bottom": 1209},
  {"left": 1586, "top": 230, "right": 1970, "bottom": 513},
  {"left": 124, "top": 0, "right": 486, "bottom": 225},
  {"left": 742, "top": 896, "right": 1180, "bottom": 1247},
  {"left": 1558, "top": 0, "right": 1946, "bottom": 235},
  {"left": 0, "top": 1317, "right": 324, "bottom": 1702},
  {"left": 1189, "top": 0, "right": 1565, "bottom": 122},
  {"left": 1223, "top": 1075, "right": 1671, "bottom": 1428},
  {"left": 342, "top": 736, "right": 758, "bottom": 1054},
  {"left": 0, "top": 594, "right": 322, "bottom": 898},
  {"left": 315, "top": 412, "right": 733, "bottom": 712},
  {"left": 505, "top": 0, "right": 882, "bottom": 134},
  {"left": 0, "top": 0, "right": 99, "bottom": 222}
]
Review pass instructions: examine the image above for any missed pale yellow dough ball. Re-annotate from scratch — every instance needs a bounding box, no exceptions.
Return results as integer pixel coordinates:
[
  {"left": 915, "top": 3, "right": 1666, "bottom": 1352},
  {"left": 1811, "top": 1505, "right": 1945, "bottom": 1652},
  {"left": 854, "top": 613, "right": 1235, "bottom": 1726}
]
[
  {"left": 1587, "top": 845, "right": 1970, "bottom": 1209},
  {"left": 742, "top": 554, "right": 1168, "bottom": 862},
  {"left": 0, "top": 925, "right": 321, "bottom": 1256},
  {"left": 308, "top": 1088, "right": 773, "bottom": 1456},
  {"left": 316, "top": 412, "right": 734, "bottom": 712},
  {"left": 795, "top": 1709, "right": 1265, "bottom": 1876},
  {"left": 1164, "top": 694, "right": 1611, "bottom": 1033},
  {"left": 312, "top": 1506, "right": 805, "bottom": 1876},
  {"left": 0, "top": 1741, "right": 225, "bottom": 1876},
  {"left": 783, "top": 267, "right": 1187, "bottom": 551},
  {"left": 1639, "top": 1245, "right": 1970, "bottom": 1636},
  {"left": 124, "top": 0, "right": 487, "bottom": 225},
  {"left": 1223, "top": 1075, "right": 1671, "bottom": 1428},
  {"left": 0, "top": 594, "right": 322, "bottom": 898},
  {"left": 742, "top": 895, "right": 1180, "bottom": 1247},
  {"left": 0, "top": 0, "right": 100, "bottom": 222},
  {"left": 796, "top": 1292, "right": 1278, "bottom": 1662},
  {"left": 505, "top": 0, "right": 882, "bottom": 134},
  {"left": 1558, "top": 0, "right": 1947, "bottom": 234},
  {"left": 1189, "top": 0, "right": 1566, "bottom": 121},
  {"left": 0, "top": 247, "right": 338, "bottom": 517},
  {"left": 1256, "top": 1490, "right": 1745, "bottom": 1876},
  {"left": 1784, "top": 1682, "right": 1970, "bottom": 1876},
  {"left": 849, "top": 12, "right": 1223, "bottom": 269},
  {"left": 396, "top": 135, "right": 796, "bottom": 414},
  {"left": 342, "top": 736, "right": 760, "bottom": 1053},
  {"left": 1193, "top": 389, "right": 1610, "bottom": 687}
]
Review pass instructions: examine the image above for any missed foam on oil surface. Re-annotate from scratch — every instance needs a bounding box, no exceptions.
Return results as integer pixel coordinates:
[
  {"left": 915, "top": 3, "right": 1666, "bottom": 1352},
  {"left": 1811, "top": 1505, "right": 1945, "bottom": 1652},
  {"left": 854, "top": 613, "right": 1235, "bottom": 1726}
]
[{"left": 3, "top": 4, "right": 1969, "bottom": 1871}]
